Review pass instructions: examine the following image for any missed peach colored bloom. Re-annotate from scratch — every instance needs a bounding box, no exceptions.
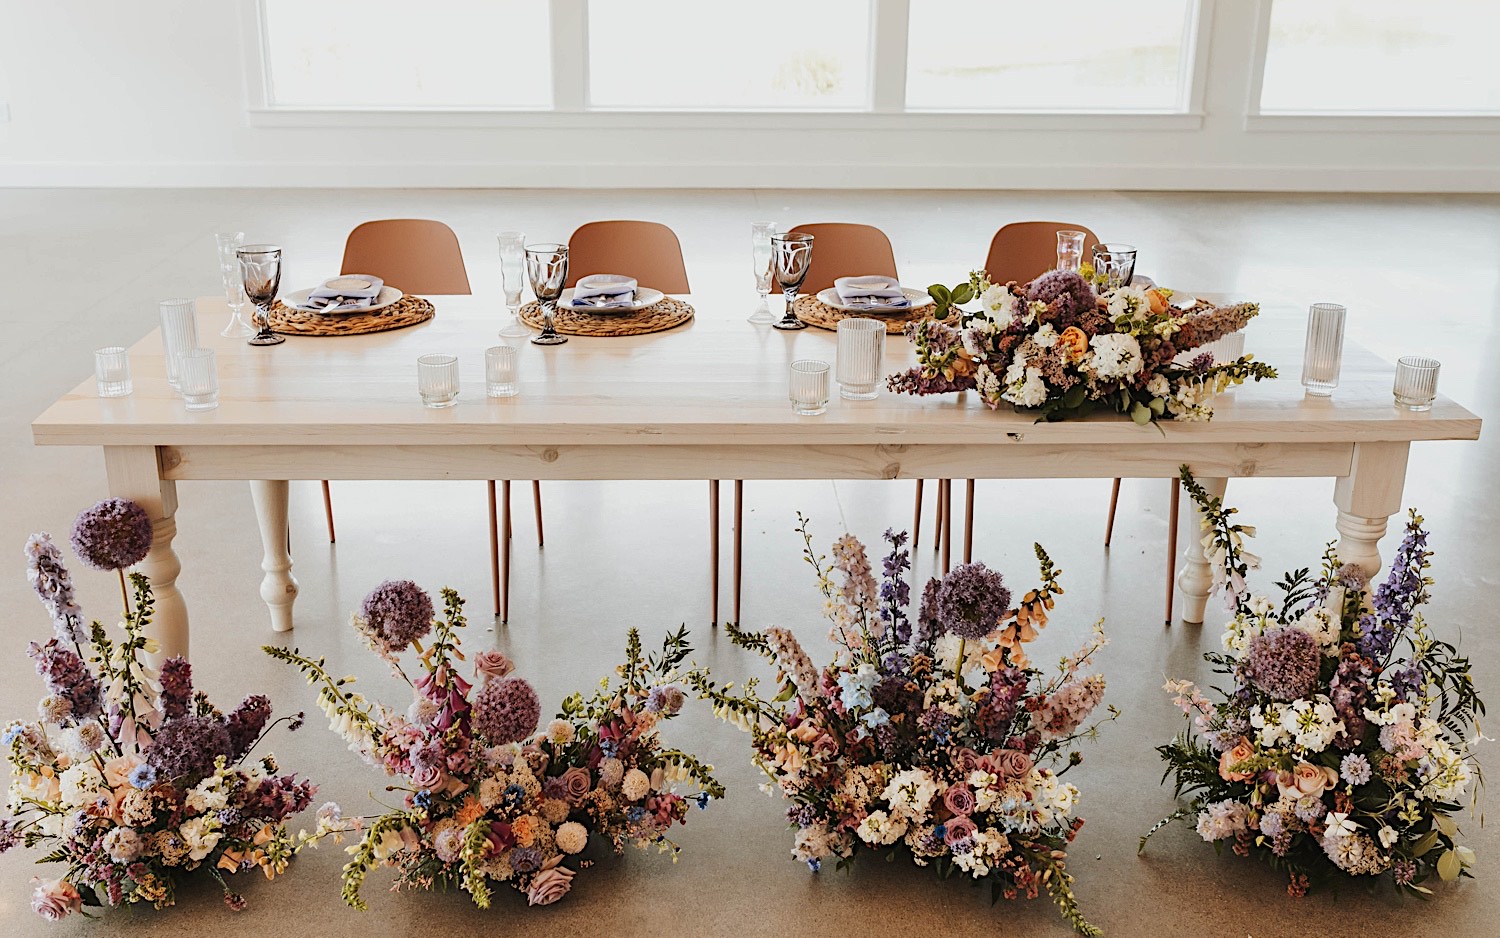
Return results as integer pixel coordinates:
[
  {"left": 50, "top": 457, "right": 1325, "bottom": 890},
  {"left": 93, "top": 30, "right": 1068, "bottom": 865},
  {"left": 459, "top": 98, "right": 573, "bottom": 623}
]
[{"left": 1218, "top": 737, "right": 1256, "bottom": 782}]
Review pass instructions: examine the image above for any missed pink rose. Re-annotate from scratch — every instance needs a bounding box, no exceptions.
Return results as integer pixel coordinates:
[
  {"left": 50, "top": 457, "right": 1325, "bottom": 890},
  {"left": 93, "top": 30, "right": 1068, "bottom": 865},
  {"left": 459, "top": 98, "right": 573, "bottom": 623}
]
[
  {"left": 410, "top": 760, "right": 448, "bottom": 792},
  {"left": 995, "top": 749, "right": 1033, "bottom": 780},
  {"left": 30, "top": 879, "right": 81, "bottom": 921},
  {"left": 943, "top": 816, "right": 977, "bottom": 846},
  {"left": 560, "top": 766, "right": 592, "bottom": 806},
  {"left": 954, "top": 748, "right": 983, "bottom": 775},
  {"left": 1277, "top": 762, "right": 1338, "bottom": 800},
  {"left": 474, "top": 650, "right": 515, "bottom": 682},
  {"left": 526, "top": 858, "right": 575, "bottom": 906},
  {"left": 942, "top": 784, "right": 975, "bottom": 817}
]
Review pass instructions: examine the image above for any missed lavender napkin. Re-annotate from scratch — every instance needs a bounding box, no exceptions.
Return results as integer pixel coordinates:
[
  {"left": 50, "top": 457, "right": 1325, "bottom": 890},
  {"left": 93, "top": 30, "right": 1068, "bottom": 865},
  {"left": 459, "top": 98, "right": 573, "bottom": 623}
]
[
  {"left": 834, "top": 275, "right": 910, "bottom": 309},
  {"left": 306, "top": 274, "right": 384, "bottom": 311},
  {"left": 570, "top": 274, "right": 637, "bottom": 309}
]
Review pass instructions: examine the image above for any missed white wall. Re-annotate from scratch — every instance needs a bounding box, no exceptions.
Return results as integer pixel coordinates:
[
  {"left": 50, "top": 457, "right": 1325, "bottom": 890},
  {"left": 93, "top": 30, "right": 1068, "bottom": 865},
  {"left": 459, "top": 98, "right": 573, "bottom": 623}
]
[{"left": 1, "top": 0, "right": 1497, "bottom": 191}]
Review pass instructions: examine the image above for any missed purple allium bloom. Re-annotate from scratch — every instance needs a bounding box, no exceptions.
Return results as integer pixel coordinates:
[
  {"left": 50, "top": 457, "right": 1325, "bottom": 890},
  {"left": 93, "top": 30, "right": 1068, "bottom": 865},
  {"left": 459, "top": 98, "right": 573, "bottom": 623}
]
[
  {"left": 645, "top": 685, "right": 685, "bottom": 716},
  {"left": 1241, "top": 625, "right": 1320, "bottom": 702},
  {"left": 24, "top": 533, "right": 84, "bottom": 642},
  {"left": 146, "top": 714, "right": 231, "bottom": 783},
  {"left": 1188, "top": 351, "right": 1215, "bottom": 374},
  {"left": 471, "top": 676, "right": 541, "bottom": 745},
  {"left": 158, "top": 657, "right": 193, "bottom": 720},
  {"left": 1025, "top": 270, "right": 1095, "bottom": 326},
  {"left": 225, "top": 695, "right": 272, "bottom": 761},
  {"left": 357, "top": 580, "right": 434, "bottom": 654},
  {"left": 1340, "top": 753, "right": 1373, "bottom": 786},
  {"left": 27, "top": 640, "right": 101, "bottom": 722},
  {"left": 933, "top": 563, "right": 1011, "bottom": 639},
  {"left": 69, "top": 498, "right": 153, "bottom": 571},
  {"left": 510, "top": 847, "right": 542, "bottom": 874}
]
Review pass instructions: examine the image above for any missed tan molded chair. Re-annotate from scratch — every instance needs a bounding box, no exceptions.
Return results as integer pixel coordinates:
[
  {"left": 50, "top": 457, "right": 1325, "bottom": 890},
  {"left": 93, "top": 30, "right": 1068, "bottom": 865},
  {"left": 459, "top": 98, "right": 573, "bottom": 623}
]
[
  {"left": 320, "top": 219, "right": 538, "bottom": 621},
  {"left": 983, "top": 221, "right": 1100, "bottom": 286},
  {"left": 786, "top": 223, "right": 898, "bottom": 295},
  {"left": 564, "top": 220, "right": 691, "bottom": 293}
]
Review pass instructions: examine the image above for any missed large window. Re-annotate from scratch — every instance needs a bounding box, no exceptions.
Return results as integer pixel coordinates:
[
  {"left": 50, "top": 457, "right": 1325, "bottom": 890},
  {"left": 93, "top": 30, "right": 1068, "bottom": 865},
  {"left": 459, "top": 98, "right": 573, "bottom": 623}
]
[
  {"left": 1260, "top": 0, "right": 1500, "bottom": 114},
  {"left": 905, "top": 0, "right": 1197, "bottom": 112}
]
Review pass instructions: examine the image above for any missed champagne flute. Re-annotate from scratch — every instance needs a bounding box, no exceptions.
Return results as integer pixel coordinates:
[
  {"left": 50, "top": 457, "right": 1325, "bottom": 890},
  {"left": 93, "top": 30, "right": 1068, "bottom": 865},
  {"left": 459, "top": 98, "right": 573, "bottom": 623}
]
[
  {"left": 525, "top": 243, "right": 569, "bottom": 346},
  {"left": 771, "top": 233, "right": 814, "bottom": 331},
  {"left": 749, "top": 221, "right": 776, "bottom": 324},
  {"left": 497, "top": 231, "right": 532, "bottom": 337},
  {"left": 215, "top": 231, "right": 254, "bottom": 338},
  {"left": 238, "top": 244, "right": 286, "bottom": 347}
]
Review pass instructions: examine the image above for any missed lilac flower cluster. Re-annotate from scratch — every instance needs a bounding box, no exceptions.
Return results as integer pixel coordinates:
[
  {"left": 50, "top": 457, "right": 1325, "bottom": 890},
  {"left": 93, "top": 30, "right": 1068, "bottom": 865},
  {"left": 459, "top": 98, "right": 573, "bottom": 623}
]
[
  {"left": 1329, "top": 650, "right": 1373, "bottom": 747},
  {"left": 933, "top": 563, "right": 1011, "bottom": 639},
  {"left": 878, "top": 530, "right": 912, "bottom": 643},
  {"left": 69, "top": 498, "right": 153, "bottom": 571},
  {"left": 25, "top": 533, "right": 84, "bottom": 642},
  {"left": 1357, "top": 523, "right": 1430, "bottom": 660},
  {"left": 471, "top": 676, "right": 541, "bottom": 745},
  {"left": 158, "top": 657, "right": 193, "bottom": 720},
  {"left": 27, "top": 640, "right": 101, "bottom": 723},
  {"left": 1241, "top": 626, "right": 1319, "bottom": 701},
  {"left": 357, "top": 579, "right": 434, "bottom": 655}
]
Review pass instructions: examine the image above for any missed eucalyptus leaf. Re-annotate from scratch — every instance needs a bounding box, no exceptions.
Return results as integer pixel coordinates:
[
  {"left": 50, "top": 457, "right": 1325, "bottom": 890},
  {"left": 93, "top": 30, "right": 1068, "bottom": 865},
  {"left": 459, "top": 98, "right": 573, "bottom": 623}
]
[
  {"left": 1438, "top": 848, "right": 1461, "bottom": 881},
  {"left": 1435, "top": 813, "right": 1457, "bottom": 838},
  {"left": 1412, "top": 830, "right": 1441, "bottom": 857},
  {"left": 1131, "top": 402, "right": 1152, "bottom": 425}
]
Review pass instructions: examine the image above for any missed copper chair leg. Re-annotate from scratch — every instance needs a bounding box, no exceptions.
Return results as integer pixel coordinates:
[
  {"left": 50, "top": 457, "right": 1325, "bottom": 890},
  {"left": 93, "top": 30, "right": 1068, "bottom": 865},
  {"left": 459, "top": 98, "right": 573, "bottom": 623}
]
[
  {"left": 501, "top": 480, "right": 512, "bottom": 623},
  {"left": 487, "top": 481, "right": 500, "bottom": 616},
  {"left": 733, "top": 480, "right": 743, "bottom": 624},
  {"left": 912, "top": 479, "right": 924, "bottom": 549},
  {"left": 1165, "top": 478, "right": 1181, "bottom": 626},
  {"left": 940, "top": 479, "right": 953, "bottom": 574},
  {"left": 1104, "top": 478, "right": 1121, "bottom": 546},
  {"left": 321, "top": 480, "right": 336, "bottom": 543},
  {"left": 963, "top": 479, "right": 975, "bottom": 564},
  {"left": 532, "top": 481, "right": 543, "bottom": 547},
  {"left": 934, "top": 479, "right": 946, "bottom": 552},
  {"left": 709, "top": 480, "right": 720, "bottom": 625}
]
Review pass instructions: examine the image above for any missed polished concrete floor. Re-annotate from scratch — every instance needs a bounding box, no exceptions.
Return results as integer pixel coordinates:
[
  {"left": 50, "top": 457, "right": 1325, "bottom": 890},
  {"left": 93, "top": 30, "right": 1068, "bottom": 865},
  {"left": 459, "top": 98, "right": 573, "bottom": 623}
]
[{"left": 0, "top": 188, "right": 1497, "bottom": 937}]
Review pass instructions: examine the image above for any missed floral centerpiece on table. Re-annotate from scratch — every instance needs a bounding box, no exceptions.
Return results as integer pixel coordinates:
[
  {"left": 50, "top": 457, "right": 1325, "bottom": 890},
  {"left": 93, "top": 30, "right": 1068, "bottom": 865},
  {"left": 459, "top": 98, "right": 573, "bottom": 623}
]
[
  {"left": 1, "top": 503, "right": 317, "bottom": 920},
  {"left": 692, "top": 518, "right": 1114, "bottom": 935},
  {"left": 267, "top": 582, "right": 722, "bottom": 909},
  {"left": 1142, "top": 468, "right": 1484, "bottom": 897},
  {"left": 888, "top": 270, "right": 1276, "bottom": 423}
]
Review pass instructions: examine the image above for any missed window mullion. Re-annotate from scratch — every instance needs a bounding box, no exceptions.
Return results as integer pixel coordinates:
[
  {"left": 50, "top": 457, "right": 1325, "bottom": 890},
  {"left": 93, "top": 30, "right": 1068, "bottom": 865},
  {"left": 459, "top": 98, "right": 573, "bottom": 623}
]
[
  {"left": 549, "top": 0, "right": 588, "bottom": 111},
  {"left": 871, "top": 0, "right": 909, "bottom": 113}
]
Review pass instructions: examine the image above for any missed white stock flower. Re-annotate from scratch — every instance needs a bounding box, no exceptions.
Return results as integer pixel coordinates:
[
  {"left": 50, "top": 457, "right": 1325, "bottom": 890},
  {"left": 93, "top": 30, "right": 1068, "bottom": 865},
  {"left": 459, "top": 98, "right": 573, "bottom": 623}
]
[{"left": 1087, "top": 333, "right": 1143, "bottom": 380}]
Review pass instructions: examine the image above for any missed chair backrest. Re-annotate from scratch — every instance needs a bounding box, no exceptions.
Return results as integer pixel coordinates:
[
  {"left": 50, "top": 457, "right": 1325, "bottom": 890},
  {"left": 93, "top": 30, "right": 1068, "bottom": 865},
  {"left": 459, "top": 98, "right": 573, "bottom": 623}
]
[
  {"left": 340, "top": 219, "right": 471, "bottom": 295},
  {"left": 565, "top": 220, "right": 691, "bottom": 293},
  {"left": 983, "top": 222, "right": 1100, "bottom": 286},
  {"left": 787, "top": 222, "right": 898, "bottom": 295}
]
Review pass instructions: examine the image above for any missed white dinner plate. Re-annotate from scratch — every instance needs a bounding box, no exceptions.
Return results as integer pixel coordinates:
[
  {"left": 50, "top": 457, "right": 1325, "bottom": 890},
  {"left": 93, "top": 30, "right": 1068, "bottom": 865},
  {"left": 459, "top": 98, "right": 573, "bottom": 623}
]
[
  {"left": 559, "top": 286, "right": 665, "bottom": 313},
  {"left": 1168, "top": 292, "right": 1198, "bottom": 310},
  {"left": 285, "top": 285, "right": 403, "bottom": 315},
  {"left": 816, "top": 286, "right": 935, "bottom": 314}
]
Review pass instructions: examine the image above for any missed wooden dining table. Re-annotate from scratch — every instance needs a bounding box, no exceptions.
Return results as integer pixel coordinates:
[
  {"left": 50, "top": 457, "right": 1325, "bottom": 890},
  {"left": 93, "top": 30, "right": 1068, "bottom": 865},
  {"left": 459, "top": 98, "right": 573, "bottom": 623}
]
[{"left": 30, "top": 293, "right": 1482, "bottom": 660}]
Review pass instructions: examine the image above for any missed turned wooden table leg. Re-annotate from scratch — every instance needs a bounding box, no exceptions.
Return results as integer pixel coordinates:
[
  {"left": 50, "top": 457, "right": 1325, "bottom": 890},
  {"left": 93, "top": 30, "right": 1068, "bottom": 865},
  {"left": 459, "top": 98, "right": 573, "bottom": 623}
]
[
  {"left": 249, "top": 480, "right": 298, "bottom": 634},
  {"left": 105, "top": 446, "right": 187, "bottom": 661},
  {"left": 1333, "top": 441, "right": 1410, "bottom": 581},
  {"left": 1176, "top": 475, "right": 1226, "bottom": 625}
]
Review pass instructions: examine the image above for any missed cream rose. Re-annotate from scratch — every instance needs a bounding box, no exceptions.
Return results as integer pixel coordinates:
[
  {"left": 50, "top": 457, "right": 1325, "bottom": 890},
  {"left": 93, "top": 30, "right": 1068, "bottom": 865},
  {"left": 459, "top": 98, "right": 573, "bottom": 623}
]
[{"left": 1277, "top": 761, "right": 1339, "bottom": 800}]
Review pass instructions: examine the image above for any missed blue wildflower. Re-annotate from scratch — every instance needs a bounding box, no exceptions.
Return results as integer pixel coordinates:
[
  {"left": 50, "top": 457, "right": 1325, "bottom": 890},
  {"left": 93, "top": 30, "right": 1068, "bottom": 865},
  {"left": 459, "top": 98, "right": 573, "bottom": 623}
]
[
  {"left": 1, "top": 724, "right": 22, "bottom": 746},
  {"left": 627, "top": 806, "right": 646, "bottom": 823},
  {"left": 695, "top": 792, "right": 711, "bottom": 810},
  {"left": 413, "top": 790, "right": 433, "bottom": 810},
  {"left": 502, "top": 783, "right": 526, "bottom": 808},
  {"left": 128, "top": 763, "right": 157, "bottom": 789},
  {"left": 837, "top": 663, "right": 879, "bottom": 711},
  {"left": 860, "top": 706, "right": 891, "bottom": 730},
  {"left": 807, "top": 858, "right": 821, "bottom": 873}
]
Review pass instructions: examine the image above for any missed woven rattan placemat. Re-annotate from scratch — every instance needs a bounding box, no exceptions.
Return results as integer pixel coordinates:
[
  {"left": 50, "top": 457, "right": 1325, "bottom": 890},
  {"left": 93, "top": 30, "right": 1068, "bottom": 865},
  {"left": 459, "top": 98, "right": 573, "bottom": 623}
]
[
  {"left": 791, "top": 295, "right": 937, "bottom": 334},
  {"left": 519, "top": 297, "right": 694, "bottom": 336},
  {"left": 267, "top": 295, "right": 435, "bottom": 336}
]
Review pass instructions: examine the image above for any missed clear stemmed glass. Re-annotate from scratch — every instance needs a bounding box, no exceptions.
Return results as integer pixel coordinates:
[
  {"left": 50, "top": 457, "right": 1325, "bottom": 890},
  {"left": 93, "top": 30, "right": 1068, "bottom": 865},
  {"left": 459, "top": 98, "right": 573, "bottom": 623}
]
[
  {"left": 771, "top": 232, "right": 814, "bottom": 331},
  {"left": 238, "top": 244, "right": 286, "bottom": 347},
  {"left": 497, "top": 231, "right": 532, "bottom": 337},
  {"left": 525, "top": 243, "right": 569, "bottom": 346},
  {"left": 749, "top": 221, "right": 776, "bottom": 324},
  {"left": 215, "top": 231, "right": 254, "bottom": 338}
]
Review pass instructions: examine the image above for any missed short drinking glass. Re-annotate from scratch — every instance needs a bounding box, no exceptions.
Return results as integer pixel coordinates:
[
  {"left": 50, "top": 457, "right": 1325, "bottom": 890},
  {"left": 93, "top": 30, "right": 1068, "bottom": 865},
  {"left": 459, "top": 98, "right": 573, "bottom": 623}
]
[
  {"left": 1301, "top": 303, "right": 1346, "bottom": 396},
  {"left": 417, "top": 354, "right": 460, "bottom": 408},
  {"left": 238, "top": 244, "right": 285, "bottom": 347},
  {"left": 771, "top": 233, "right": 814, "bottom": 331},
  {"left": 749, "top": 221, "right": 776, "bottom": 324},
  {"left": 1394, "top": 356, "right": 1440, "bottom": 411},
  {"left": 1055, "top": 230, "right": 1086, "bottom": 273},
  {"left": 159, "top": 298, "right": 199, "bottom": 390},
  {"left": 177, "top": 348, "right": 219, "bottom": 411},
  {"left": 789, "top": 359, "right": 831, "bottom": 415},
  {"left": 485, "top": 345, "right": 519, "bottom": 397},
  {"left": 497, "top": 231, "right": 532, "bottom": 338},
  {"left": 525, "top": 243, "right": 569, "bottom": 346},
  {"left": 836, "top": 318, "right": 885, "bottom": 400},
  {"left": 94, "top": 347, "right": 132, "bottom": 398},
  {"left": 1091, "top": 243, "right": 1137, "bottom": 290}
]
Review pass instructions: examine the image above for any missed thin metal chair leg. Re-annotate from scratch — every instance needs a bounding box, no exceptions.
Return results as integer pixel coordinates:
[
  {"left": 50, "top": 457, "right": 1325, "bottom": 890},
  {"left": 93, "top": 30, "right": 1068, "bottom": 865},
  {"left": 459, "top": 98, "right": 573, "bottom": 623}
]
[
  {"left": 709, "top": 480, "right": 720, "bottom": 625},
  {"left": 940, "top": 479, "right": 953, "bottom": 574},
  {"left": 321, "top": 480, "right": 336, "bottom": 543},
  {"left": 733, "top": 480, "right": 743, "bottom": 624},
  {"left": 1165, "top": 477, "right": 1181, "bottom": 626},
  {"left": 501, "top": 480, "right": 512, "bottom": 624},
  {"left": 1104, "top": 478, "right": 1121, "bottom": 546},
  {"left": 934, "top": 479, "right": 946, "bottom": 551},
  {"left": 912, "top": 479, "right": 924, "bottom": 549},
  {"left": 532, "top": 481, "right": 543, "bottom": 547},
  {"left": 487, "top": 481, "right": 500, "bottom": 616},
  {"left": 963, "top": 479, "right": 975, "bottom": 564}
]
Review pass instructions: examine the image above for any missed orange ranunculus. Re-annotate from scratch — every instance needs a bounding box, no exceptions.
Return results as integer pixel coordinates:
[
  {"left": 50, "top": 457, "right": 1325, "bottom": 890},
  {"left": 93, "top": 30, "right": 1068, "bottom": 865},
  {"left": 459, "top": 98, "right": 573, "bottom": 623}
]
[
  {"left": 1056, "top": 327, "right": 1088, "bottom": 361},
  {"left": 1218, "top": 736, "right": 1257, "bottom": 782},
  {"left": 948, "top": 349, "right": 977, "bottom": 378},
  {"left": 1146, "top": 289, "right": 1170, "bottom": 315}
]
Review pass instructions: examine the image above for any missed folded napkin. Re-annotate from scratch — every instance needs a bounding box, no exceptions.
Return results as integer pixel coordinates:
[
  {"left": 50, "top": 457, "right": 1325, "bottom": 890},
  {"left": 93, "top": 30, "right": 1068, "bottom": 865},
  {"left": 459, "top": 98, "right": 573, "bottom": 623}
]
[
  {"left": 306, "top": 274, "right": 384, "bottom": 311},
  {"left": 834, "top": 275, "right": 910, "bottom": 308},
  {"left": 571, "top": 274, "right": 637, "bottom": 309}
]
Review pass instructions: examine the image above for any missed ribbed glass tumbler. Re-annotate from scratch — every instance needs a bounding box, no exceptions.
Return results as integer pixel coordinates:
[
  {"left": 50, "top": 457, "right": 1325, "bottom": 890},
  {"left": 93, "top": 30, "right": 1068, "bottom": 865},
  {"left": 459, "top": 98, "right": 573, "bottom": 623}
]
[
  {"left": 789, "top": 359, "right": 831, "bottom": 416},
  {"left": 836, "top": 318, "right": 885, "bottom": 400},
  {"left": 1301, "top": 302, "right": 1346, "bottom": 396},
  {"left": 1393, "top": 356, "right": 1440, "bottom": 411},
  {"left": 159, "top": 298, "right": 199, "bottom": 390},
  {"left": 417, "top": 353, "right": 460, "bottom": 408}
]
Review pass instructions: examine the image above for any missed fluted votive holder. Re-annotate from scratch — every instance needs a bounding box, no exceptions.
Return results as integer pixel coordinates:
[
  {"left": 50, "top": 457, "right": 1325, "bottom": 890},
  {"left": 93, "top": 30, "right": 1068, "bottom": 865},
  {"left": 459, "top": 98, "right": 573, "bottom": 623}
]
[
  {"left": 1393, "top": 356, "right": 1440, "bottom": 411},
  {"left": 789, "top": 359, "right": 831, "bottom": 416},
  {"left": 417, "top": 353, "right": 460, "bottom": 408},
  {"left": 836, "top": 318, "right": 885, "bottom": 400},
  {"left": 1301, "top": 302, "right": 1346, "bottom": 396},
  {"left": 485, "top": 345, "right": 519, "bottom": 398},
  {"left": 177, "top": 348, "right": 219, "bottom": 411},
  {"left": 94, "top": 346, "right": 132, "bottom": 398}
]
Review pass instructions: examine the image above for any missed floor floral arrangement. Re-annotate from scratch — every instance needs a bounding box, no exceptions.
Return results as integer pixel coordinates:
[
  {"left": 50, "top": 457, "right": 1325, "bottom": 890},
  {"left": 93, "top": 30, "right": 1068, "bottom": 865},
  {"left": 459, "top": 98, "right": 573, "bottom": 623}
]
[
  {"left": 2, "top": 501, "right": 316, "bottom": 920},
  {"left": 1142, "top": 468, "right": 1484, "bottom": 897},
  {"left": 692, "top": 518, "right": 1114, "bottom": 935},
  {"left": 267, "top": 582, "right": 722, "bottom": 909},
  {"left": 888, "top": 269, "right": 1276, "bottom": 423}
]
